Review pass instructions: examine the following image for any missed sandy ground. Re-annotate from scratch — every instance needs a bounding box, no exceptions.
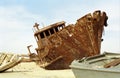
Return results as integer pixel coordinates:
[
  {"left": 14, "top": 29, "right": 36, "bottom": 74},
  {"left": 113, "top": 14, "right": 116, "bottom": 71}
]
[{"left": 0, "top": 62, "right": 75, "bottom": 78}]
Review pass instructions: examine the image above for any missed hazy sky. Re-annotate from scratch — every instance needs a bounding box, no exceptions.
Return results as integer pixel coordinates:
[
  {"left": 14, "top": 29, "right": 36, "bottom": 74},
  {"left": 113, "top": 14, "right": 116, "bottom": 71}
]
[{"left": 0, "top": 0, "right": 120, "bottom": 54}]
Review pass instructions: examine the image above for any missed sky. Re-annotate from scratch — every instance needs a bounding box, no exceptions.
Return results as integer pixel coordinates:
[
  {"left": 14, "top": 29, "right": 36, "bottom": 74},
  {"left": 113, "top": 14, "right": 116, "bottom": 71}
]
[{"left": 0, "top": 0, "right": 120, "bottom": 54}]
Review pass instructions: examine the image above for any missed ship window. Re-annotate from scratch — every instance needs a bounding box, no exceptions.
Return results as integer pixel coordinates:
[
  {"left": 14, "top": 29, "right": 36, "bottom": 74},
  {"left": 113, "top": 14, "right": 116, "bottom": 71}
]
[
  {"left": 58, "top": 24, "right": 65, "bottom": 30},
  {"left": 50, "top": 28, "right": 54, "bottom": 34},
  {"left": 40, "top": 32, "right": 45, "bottom": 38},
  {"left": 45, "top": 30, "right": 50, "bottom": 36},
  {"left": 55, "top": 27, "right": 59, "bottom": 32},
  {"left": 59, "top": 26, "right": 63, "bottom": 30}
]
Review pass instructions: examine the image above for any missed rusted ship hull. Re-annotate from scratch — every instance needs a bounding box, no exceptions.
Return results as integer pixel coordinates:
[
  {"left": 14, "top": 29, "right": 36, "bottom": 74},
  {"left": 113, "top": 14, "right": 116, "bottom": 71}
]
[{"left": 29, "top": 10, "right": 108, "bottom": 70}]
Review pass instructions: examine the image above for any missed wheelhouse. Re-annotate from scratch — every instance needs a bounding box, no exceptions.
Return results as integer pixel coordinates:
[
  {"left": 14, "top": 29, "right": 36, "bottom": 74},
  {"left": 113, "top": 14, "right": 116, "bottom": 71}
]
[{"left": 33, "top": 21, "right": 65, "bottom": 49}]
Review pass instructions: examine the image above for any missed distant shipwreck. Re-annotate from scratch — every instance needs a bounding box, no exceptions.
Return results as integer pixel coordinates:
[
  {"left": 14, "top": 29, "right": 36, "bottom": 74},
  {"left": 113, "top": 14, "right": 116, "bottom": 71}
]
[{"left": 28, "top": 10, "right": 108, "bottom": 70}]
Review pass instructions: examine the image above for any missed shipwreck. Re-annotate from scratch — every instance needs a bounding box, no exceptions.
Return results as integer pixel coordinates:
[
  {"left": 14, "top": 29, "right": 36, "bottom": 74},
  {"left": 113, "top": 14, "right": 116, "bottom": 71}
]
[
  {"left": 0, "top": 10, "right": 108, "bottom": 72},
  {"left": 27, "top": 10, "right": 108, "bottom": 70}
]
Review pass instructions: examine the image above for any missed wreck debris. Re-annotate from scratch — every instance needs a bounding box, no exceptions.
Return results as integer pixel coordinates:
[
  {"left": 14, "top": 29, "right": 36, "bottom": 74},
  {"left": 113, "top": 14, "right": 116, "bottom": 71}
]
[
  {"left": 0, "top": 53, "right": 22, "bottom": 72},
  {"left": 28, "top": 10, "right": 108, "bottom": 70},
  {"left": 0, "top": 52, "right": 39, "bottom": 72}
]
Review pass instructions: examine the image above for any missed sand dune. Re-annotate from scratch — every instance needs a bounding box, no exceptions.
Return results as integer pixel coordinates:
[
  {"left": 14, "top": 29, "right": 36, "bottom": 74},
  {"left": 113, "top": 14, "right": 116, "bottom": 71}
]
[{"left": 0, "top": 62, "right": 75, "bottom": 78}]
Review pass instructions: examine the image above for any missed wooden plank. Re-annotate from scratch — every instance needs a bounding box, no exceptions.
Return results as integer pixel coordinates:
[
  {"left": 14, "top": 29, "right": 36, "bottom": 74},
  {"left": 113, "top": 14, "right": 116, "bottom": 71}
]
[{"left": 104, "top": 58, "right": 120, "bottom": 68}]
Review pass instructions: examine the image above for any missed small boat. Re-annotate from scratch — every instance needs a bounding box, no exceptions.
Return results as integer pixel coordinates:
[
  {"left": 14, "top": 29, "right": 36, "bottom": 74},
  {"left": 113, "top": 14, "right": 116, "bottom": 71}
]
[
  {"left": 0, "top": 53, "right": 22, "bottom": 72},
  {"left": 70, "top": 52, "right": 120, "bottom": 78}
]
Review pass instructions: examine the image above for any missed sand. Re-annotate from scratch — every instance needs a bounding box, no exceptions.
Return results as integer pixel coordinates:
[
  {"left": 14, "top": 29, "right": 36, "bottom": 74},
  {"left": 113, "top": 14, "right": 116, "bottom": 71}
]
[{"left": 0, "top": 62, "right": 75, "bottom": 78}]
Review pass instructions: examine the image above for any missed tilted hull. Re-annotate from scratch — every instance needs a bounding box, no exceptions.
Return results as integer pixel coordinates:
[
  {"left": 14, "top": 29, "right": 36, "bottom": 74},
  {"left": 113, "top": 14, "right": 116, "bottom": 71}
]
[{"left": 30, "top": 10, "right": 108, "bottom": 70}]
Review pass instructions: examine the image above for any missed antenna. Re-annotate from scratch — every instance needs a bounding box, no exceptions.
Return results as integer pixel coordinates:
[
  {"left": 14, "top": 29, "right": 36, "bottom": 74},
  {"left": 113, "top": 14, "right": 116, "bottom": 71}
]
[{"left": 33, "top": 23, "right": 39, "bottom": 32}]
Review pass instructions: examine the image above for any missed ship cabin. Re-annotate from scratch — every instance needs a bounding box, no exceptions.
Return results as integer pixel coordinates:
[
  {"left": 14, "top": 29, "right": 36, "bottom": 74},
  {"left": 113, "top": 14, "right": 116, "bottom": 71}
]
[{"left": 33, "top": 21, "right": 66, "bottom": 50}]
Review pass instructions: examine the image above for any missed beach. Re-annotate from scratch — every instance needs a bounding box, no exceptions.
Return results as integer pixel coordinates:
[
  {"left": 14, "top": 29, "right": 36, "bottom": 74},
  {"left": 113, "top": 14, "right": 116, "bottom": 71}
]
[{"left": 0, "top": 62, "right": 75, "bottom": 78}]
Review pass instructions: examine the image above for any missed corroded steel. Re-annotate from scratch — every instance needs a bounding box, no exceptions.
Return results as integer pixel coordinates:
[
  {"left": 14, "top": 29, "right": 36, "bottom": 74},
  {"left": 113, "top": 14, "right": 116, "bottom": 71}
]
[{"left": 29, "top": 10, "right": 108, "bottom": 70}]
